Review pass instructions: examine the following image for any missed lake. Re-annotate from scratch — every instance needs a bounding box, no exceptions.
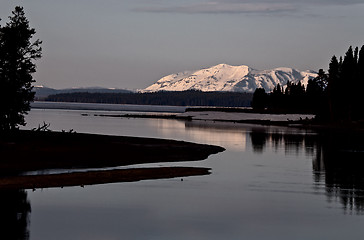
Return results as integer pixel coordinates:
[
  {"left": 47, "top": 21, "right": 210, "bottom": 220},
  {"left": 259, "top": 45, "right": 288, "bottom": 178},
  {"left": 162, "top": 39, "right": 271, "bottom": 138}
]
[{"left": 4, "top": 107, "right": 364, "bottom": 239}]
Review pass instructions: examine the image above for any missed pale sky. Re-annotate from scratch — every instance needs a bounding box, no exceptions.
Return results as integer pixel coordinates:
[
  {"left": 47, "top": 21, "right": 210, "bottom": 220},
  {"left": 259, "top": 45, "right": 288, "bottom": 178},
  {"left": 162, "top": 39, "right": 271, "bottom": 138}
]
[{"left": 1, "top": 0, "right": 364, "bottom": 90}]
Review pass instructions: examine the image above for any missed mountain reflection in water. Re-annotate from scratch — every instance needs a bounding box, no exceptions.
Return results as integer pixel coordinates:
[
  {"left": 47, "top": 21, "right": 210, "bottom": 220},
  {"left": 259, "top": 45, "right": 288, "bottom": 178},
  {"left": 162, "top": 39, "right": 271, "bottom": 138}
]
[
  {"left": 0, "top": 190, "right": 31, "bottom": 240},
  {"left": 147, "top": 120, "right": 248, "bottom": 151},
  {"left": 183, "top": 121, "right": 247, "bottom": 151},
  {"left": 249, "top": 129, "right": 364, "bottom": 214}
]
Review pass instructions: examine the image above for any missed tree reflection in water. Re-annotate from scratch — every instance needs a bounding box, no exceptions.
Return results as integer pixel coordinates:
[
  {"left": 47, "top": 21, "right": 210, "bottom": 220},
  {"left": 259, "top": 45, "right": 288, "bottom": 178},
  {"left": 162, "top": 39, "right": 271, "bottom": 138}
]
[
  {"left": 250, "top": 130, "right": 267, "bottom": 153},
  {"left": 249, "top": 129, "right": 364, "bottom": 215},
  {"left": 313, "top": 132, "right": 364, "bottom": 214},
  {"left": 0, "top": 190, "right": 31, "bottom": 240}
]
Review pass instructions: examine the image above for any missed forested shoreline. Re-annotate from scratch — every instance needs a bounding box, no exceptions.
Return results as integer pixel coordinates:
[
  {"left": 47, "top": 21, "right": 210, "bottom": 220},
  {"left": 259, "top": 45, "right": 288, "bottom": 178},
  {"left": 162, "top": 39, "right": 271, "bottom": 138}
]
[
  {"left": 45, "top": 90, "right": 253, "bottom": 107},
  {"left": 252, "top": 45, "right": 364, "bottom": 122}
]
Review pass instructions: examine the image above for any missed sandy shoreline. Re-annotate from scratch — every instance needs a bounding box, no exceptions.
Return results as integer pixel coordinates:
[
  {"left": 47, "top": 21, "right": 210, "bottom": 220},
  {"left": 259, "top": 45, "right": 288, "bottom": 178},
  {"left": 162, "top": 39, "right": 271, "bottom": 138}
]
[
  {"left": 0, "top": 130, "right": 224, "bottom": 189},
  {"left": 0, "top": 167, "right": 210, "bottom": 190},
  {"left": 0, "top": 130, "right": 224, "bottom": 173}
]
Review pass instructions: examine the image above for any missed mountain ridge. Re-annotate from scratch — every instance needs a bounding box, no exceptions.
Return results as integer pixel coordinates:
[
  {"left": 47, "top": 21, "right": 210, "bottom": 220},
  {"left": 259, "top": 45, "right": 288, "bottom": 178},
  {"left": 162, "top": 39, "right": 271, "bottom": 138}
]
[
  {"left": 34, "top": 86, "right": 132, "bottom": 99},
  {"left": 144, "top": 64, "right": 317, "bottom": 93}
]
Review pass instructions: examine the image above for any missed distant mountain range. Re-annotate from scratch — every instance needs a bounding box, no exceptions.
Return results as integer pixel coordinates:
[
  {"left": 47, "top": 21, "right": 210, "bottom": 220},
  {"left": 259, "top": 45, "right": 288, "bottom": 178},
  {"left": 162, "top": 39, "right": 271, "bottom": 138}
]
[
  {"left": 144, "top": 64, "right": 317, "bottom": 93},
  {"left": 34, "top": 86, "right": 132, "bottom": 99},
  {"left": 34, "top": 64, "right": 317, "bottom": 99}
]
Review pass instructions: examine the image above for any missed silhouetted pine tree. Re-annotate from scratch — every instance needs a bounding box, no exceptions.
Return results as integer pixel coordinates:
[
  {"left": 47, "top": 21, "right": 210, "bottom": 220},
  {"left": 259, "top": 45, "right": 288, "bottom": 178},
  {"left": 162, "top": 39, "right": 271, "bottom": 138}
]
[
  {"left": 341, "top": 46, "right": 356, "bottom": 120},
  {"left": 252, "top": 88, "right": 267, "bottom": 110},
  {"left": 357, "top": 46, "right": 364, "bottom": 119},
  {"left": 0, "top": 7, "right": 42, "bottom": 131},
  {"left": 354, "top": 47, "right": 359, "bottom": 63},
  {"left": 307, "top": 69, "right": 328, "bottom": 119},
  {"left": 269, "top": 83, "right": 284, "bottom": 110},
  {"left": 327, "top": 56, "right": 340, "bottom": 121}
]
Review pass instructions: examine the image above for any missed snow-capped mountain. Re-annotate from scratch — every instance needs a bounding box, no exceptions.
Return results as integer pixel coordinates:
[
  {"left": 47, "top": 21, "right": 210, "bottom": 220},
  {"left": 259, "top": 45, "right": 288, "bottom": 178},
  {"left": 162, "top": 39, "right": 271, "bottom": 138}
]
[{"left": 144, "top": 64, "right": 317, "bottom": 93}]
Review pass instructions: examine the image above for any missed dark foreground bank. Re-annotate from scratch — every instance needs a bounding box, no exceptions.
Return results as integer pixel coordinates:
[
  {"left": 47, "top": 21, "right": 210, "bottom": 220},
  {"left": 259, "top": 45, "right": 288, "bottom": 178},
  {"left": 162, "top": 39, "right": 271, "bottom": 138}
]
[
  {"left": 0, "top": 130, "right": 225, "bottom": 174},
  {"left": 0, "top": 130, "right": 224, "bottom": 189}
]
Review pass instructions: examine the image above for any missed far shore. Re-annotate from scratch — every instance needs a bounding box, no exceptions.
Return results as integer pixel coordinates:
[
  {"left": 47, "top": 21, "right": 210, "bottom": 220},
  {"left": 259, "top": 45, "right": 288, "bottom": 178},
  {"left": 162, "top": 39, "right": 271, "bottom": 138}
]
[
  {"left": 31, "top": 101, "right": 187, "bottom": 113},
  {"left": 91, "top": 109, "right": 364, "bottom": 133},
  {"left": 29, "top": 101, "right": 364, "bottom": 133}
]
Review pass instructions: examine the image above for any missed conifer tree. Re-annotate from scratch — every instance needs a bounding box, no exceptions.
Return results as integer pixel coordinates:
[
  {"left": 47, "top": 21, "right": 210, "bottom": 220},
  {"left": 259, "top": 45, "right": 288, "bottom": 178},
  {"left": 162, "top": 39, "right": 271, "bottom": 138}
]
[
  {"left": 273, "top": 83, "right": 282, "bottom": 95},
  {"left": 327, "top": 56, "right": 340, "bottom": 121},
  {"left": 284, "top": 81, "right": 291, "bottom": 95},
  {"left": 0, "top": 6, "right": 41, "bottom": 131},
  {"left": 358, "top": 46, "right": 364, "bottom": 74},
  {"left": 354, "top": 46, "right": 359, "bottom": 65},
  {"left": 358, "top": 45, "right": 364, "bottom": 90},
  {"left": 341, "top": 46, "right": 357, "bottom": 120},
  {"left": 269, "top": 83, "right": 284, "bottom": 110},
  {"left": 307, "top": 69, "right": 328, "bottom": 119},
  {"left": 307, "top": 70, "right": 324, "bottom": 97},
  {"left": 252, "top": 88, "right": 267, "bottom": 110},
  {"left": 354, "top": 45, "right": 364, "bottom": 119}
]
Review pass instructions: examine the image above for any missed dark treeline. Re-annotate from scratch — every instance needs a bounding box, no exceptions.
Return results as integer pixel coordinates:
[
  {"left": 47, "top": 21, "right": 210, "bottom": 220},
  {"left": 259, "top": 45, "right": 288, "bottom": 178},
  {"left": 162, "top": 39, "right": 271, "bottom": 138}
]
[
  {"left": 252, "top": 73, "right": 328, "bottom": 115},
  {"left": 45, "top": 90, "right": 253, "bottom": 107},
  {"left": 252, "top": 74, "right": 327, "bottom": 115},
  {"left": 252, "top": 45, "right": 364, "bottom": 122}
]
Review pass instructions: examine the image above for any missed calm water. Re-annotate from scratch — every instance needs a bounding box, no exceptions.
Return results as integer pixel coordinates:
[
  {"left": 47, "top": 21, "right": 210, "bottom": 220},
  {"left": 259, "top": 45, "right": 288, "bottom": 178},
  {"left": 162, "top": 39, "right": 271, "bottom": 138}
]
[{"left": 4, "top": 108, "right": 364, "bottom": 239}]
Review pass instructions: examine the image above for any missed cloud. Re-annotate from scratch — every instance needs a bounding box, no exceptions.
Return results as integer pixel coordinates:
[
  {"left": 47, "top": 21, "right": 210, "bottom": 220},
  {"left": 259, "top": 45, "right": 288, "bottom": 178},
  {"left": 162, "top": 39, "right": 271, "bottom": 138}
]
[
  {"left": 226, "top": 0, "right": 363, "bottom": 5},
  {"left": 133, "top": 0, "right": 364, "bottom": 14},
  {"left": 134, "top": 2, "right": 297, "bottom": 14}
]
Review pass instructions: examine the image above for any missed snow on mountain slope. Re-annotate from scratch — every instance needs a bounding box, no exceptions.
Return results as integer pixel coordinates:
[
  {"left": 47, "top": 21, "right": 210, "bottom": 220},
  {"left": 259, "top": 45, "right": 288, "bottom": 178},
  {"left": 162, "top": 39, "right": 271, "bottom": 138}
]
[{"left": 144, "top": 64, "right": 317, "bottom": 93}]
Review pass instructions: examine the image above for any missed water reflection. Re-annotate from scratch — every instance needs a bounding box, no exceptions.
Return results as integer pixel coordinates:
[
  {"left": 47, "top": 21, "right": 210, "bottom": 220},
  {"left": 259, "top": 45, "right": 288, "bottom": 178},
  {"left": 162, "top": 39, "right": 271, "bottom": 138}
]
[
  {"left": 249, "top": 129, "right": 364, "bottom": 214},
  {"left": 185, "top": 121, "right": 247, "bottom": 151},
  {"left": 249, "top": 128, "right": 316, "bottom": 156},
  {"left": 22, "top": 109, "right": 364, "bottom": 238},
  {"left": 313, "top": 132, "right": 364, "bottom": 214},
  {"left": 148, "top": 119, "right": 247, "bottom": 151},
  {"left": 0, "top": 190, "right": 31, "bottom": 240},
  {"left": 249, "top": 130, "right": 267, "bottom": 153}
]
